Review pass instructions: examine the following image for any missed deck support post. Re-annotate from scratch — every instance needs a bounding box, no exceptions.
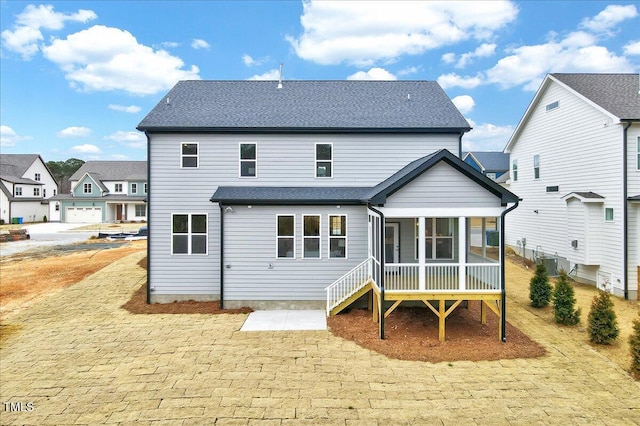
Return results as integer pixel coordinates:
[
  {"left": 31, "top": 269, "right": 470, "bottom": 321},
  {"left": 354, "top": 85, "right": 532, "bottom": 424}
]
[
  {"left": 458, "top": 217, "right": 466, "bottom": 291},
  {"left": 418, "top": 217, "right": 425, "bottom": 291}
]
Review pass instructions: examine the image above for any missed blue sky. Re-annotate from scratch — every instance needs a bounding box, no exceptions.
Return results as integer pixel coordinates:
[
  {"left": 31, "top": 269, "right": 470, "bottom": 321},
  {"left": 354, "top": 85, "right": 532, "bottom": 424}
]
[{"left": 1, "top": 1, "right": 638, "bottom": 162}]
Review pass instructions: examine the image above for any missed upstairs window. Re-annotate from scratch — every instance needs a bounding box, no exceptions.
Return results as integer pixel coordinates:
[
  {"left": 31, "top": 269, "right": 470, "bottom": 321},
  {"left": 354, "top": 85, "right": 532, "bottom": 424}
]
[
  {"left": 83, "top": 183, "right": 92, "bottom": 194},
  {"left": 34, "top": 173, "right": 41, "bottom": 181},
  {"left": 533, "top": 155, "right": 540, "bottom": 179},
  {"left": 114, "top": 183, "right": 123, "bottom": 193},
  {"left": 181, "top": 143, "right": 198, "bottom": 168},
  {"left": 316, "top": 143, "right": 332, "bottom": 178},
  {"left": 240, "top": 143, "right": 257, "bottom": 177},
  {"left": 144, "top": 183, "right": 148, "bottom": 194},
  {"left": 15, "top": 187, "right": 22, "bottom": 196},
  {"left": 328, "top": 215, "right": 347, "bottom": 258},
  {"left": 43, "top": 189, "right": 46, "bottom": 198},
  {"left": 172, "top": 213, "right": 207, "bottom": 255},
  {"left": 303, "top": 215, "right": 321, "bottom": 258},
  {"left": 33, "top": 187, "right": 40, "bottom": 197},
  {"left": 546, "top": 101, "right": 559, "bottom": 112},
  {"left": 131, "top": 183, "right": 138, "bottom": 194},
  {"left": 277, "top": 215, "right": 295, "bottom": 258},
  {"left": 604, "top": 208, "right": 614, "bottom": 222},
  {"left": 512, "top": 159, "right": 518, "bottom": 181}
]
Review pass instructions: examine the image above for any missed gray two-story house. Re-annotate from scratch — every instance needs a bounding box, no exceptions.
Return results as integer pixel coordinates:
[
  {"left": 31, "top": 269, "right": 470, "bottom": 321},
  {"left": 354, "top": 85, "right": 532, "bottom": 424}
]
[{"left": 138, "top": 80, "right": 519, "bottom": 340}]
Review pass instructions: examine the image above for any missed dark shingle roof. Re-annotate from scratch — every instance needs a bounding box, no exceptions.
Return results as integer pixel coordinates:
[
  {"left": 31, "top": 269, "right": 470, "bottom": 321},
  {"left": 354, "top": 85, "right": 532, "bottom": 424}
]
[
  {"left": 464, "top": 151, "right": 509, "bottom": 172},
  {"left": 551, "top": 73, "right": 640, "bottom": 120},
  {"left": 138, "top": 80, "right": 471, "bottom": 132},
  {"left": 69, "top": 161, "right": 147, "bottom": 181},
  {"left": 0, "top": 154, "right": 43, "bottom": 184}
]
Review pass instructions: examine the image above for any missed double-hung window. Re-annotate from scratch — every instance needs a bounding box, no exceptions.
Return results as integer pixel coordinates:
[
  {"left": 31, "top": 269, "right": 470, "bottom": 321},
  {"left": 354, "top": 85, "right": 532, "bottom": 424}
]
[
  {"left": 144, "top": 183, "right": 148, "bottom": 194},
  {"left": 512, "top": 159, "right": 518, "bottom": 181},
  {"left": 181, "top": 143, "right": 198, "bottom": 168},
  {"left": 33, "top": 187, "right": 40, "bottom": 197},
  {"left": 15, "top": 187, "right": 22, "bottom": 196},
  {"left": 172, "top": 213, "right": 207, "bottom": 254},
  {"left": 135, "top": 205, "right": 146, "bottom": 217},
  {"left": 277, "top": 215, "right": 295, "bottom": 258},
  {"left": 35, "top": 173, "right": 41, "bottom": 181},
  {"left": 303, "top": 215, "right": 321, "bottom": 258},
  {"left": 83, "top": 183, "right": 92, "bottom": 194},
  {"left": 315, "top": 143, "right": 332, "bottom": 177},
  {"left": 240, "top": 143, "right": 257, "bottom": 177},
  {"left": 131, "top": 183, "right": 138, "bottom": 194},
  {"left": 328, "top": 215, "right": 347, "bottom": 258},
  {"left": 604, "top": 208, "right": 614, "bottom": 222},
  {"left": 115, "top": 183, "right": 123, "bottom": 193},
  {"left": 533, "top": 155, "right": 540, "bottom": 179}
]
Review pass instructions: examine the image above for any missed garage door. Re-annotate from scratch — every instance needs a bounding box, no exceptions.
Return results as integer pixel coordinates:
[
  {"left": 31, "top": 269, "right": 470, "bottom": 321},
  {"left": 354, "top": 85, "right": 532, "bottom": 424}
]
[{"left": 66, "top": 207, "right": 102, "bottom": 223}]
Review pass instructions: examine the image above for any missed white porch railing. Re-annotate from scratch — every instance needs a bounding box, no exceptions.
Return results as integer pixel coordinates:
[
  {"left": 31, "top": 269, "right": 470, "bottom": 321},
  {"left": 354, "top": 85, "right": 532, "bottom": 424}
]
[
  {"left": 384, "top": 263, "right": 500, "bottom": 292},
  {"left": 466, "top": 264, "right": 500, "bottom": 290},
  {"left": 325, "top": 257, "right": 373, "bottom": 315}
]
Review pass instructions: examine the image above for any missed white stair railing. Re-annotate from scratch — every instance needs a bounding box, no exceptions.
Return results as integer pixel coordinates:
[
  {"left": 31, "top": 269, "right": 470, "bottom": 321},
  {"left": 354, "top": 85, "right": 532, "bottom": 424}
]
[{"left": 325, "top": 257, "right": 373, "bottom": 315}]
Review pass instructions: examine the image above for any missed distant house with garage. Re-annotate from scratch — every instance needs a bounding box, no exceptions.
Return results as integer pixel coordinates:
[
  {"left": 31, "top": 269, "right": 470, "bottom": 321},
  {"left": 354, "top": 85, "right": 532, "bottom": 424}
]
[
  {"left": 462, "top": 151, "right": 509, "bottom": 181},
  {"left": 504, "top": 73, "right": 639, "bottom": 300},
  {"left": 0, "top": 154, "right": 58, "bottom": 224},
  {"left": 138, "top": 80, "right": 520, "bottom": 340},
  {"left": 50, "top": 161, "right": 147, "bottom": 223}
]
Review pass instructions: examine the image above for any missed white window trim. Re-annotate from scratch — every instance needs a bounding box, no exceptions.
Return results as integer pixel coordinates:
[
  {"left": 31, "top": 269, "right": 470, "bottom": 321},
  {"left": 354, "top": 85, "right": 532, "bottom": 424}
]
[
  {"left": 533, "top": 154, "right": 540, "bottom": 180},
  {"left": 114, "top": 183, "right": 123, "bottom": 193},
  {"left": 239, "top": 143, "right": 258, "bottom": 178},
  {"left": 180, "top": 142, "right": 199, "bottom": 169},
  {"left": 302, "top": 215, "right": 321, "bottom": 259},
  {"left": 131, "top": 183, "right": 138, "bottom": 194},
  {"left": 83, "top": 183, "right": 92, "bottom": 194},
  {"left": 35, "top": 173, "right": 41, "bottom": 181},
  {"left": 33, "top": 187, "right": 40, "bottom": 197},
  {"left": 512, "top": 159, "right": 518, "bottom": 182},
  {"left": 144, "top": 183, "right": 148, "bottom": 194},
  {"left": 604, "top": 207, "right": 614, "bottom": 222},
  {"left": 15, "top": 186, "right": 22, "bottom": 196},
  {"left": 171, "top": 213, "right": 208, "bottom": 255},
  {"left": 135, "top": 205, "right": 146, "bottom": 217},
  {"left": 276, "top": 214, "right": 296, "bottom": 259},
  {"left": 328, "top": 214, "right": 347, "bottom": 259},
  {"left": 315, "top": 143, "right": 333, "bottom": 178}
]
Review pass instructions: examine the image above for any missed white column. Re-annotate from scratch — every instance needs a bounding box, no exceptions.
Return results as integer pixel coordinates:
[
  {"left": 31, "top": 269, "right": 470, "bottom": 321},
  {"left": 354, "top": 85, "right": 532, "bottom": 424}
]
[
  {"left": 458, "top": 217, "right": 466, "bottom": 291},
  {"left": 481, "top": 217, "right": 487, "bottom": 258},
  {"left": 418, "top": 217, "right": 425, "bottom": 291}
]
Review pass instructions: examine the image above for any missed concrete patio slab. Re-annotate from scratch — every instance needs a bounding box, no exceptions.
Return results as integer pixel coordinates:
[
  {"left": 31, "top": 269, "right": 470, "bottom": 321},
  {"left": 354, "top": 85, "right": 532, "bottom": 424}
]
[{"left": 240, "top": 309, "right": 327, "bottom": 331}]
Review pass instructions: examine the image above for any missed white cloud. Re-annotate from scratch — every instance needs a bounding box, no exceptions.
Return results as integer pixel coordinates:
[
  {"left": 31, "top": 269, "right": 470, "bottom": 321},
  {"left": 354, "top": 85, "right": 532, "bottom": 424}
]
[
  {"left": 347, "top": 67, "right": 397, "bottom": 80},
  {"left": 579, "top": 4, "right": 638, "bottom": 34},
  {"left": 57, "top": 126, "right": 92, "bottom": 138},
  {"left": 161, "top": 41, "right": 179, "bottom": 48},
  {"left": 1, "top": 4, "right": 96, "bottom": 60},
  {"left": 72, "top": 144, "right": 101, "bottom": 154},
  {"left": 624, "top": 40, "right": 640, "bottom": 55},
  {"left": 105, "top": 131, "right": 146, "bottom": 148},
  {"left": 242, "top": 54, "right": 269, "bottom": 67},
  {"left": 287, "top": 0, "right": 518, "bottom": 66},
  {"left": 191, "top": 38, "right": 210, "bottom": 50},
  {"left": 463, "top": 119, "right": 514, "bottom": 151},
  {"left": 248, "top": 69, "right": 281, "bottom": 80},
  {"left": 42, "top": 25, "right": 200, "bottom": 95},
  {"left": 397, "top": 65, "right": 421, "bottom": 76},
  {"left": 108, "top": 104, "right": 141, "bottom": 113},
  {"left": 0, "top": 125, "right": 31, "bottom": 147},
  {"left": 451, "top": 95, "right": 475, "bottom": 114},
  {"left": 437, "top": 73, "right": 484, "bottom": 89},
  {"left": 441, "top": 52, "right": 456, "bottom": 64},
  {"left": 455, "top": 43, "right": 496, "bottom": 68}
]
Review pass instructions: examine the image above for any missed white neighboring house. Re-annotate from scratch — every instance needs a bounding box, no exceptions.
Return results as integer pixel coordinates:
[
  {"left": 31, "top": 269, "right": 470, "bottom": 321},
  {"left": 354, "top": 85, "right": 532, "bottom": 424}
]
[
  {"left": 0, "top": 154, "right": 59, "bottom": 224},
  {"left": 504, "top": 73, "right": 640, "bottom": 300}
]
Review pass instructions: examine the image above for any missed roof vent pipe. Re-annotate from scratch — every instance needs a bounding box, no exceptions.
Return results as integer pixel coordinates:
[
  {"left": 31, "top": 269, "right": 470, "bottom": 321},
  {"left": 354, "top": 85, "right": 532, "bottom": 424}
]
[{"left": 277, "top": 63, "right": 283, "bottom": 89}]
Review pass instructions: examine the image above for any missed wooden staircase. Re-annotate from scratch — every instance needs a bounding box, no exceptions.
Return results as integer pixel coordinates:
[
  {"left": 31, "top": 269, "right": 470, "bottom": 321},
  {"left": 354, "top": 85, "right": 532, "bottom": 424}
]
[{"left": 325, "top": 258, "right": 374, "bottom": 316}]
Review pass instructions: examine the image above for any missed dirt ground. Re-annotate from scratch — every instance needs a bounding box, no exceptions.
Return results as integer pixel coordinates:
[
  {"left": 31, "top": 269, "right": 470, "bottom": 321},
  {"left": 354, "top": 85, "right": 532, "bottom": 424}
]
[{"left": 1, "top": 239, "right": 639, "bottom": 370}]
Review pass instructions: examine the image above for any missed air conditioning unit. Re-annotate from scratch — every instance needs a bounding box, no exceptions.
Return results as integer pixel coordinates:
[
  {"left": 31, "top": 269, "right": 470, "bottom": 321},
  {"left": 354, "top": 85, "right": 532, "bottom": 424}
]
[{"left": 571, "top": 239, "right": 578, "bottom": 249}]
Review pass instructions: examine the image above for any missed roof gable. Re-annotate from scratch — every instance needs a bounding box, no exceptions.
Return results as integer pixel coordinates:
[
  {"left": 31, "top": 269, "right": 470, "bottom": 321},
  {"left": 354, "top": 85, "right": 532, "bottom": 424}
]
[
  {"left": 464, "top": 151, "right": 509, "bottom": 172},
  {"left": 70, "top": 161, "right": 147, "bottom": 182},
  {"left": 0, "top": 154, "right": 53, "bottom": 184},
  {"left": 137, "top": 80, "right": 471, "bottom": 132}
]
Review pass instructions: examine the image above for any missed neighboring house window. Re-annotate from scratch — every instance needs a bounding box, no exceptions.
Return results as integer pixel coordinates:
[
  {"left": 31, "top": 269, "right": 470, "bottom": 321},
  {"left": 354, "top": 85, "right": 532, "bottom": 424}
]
[
  {"left": 53, "top": 189, "right": 57, "bottom": 196},
  {"left": 239, "top": 143, "right": 257, "bottom": 177},
  {"left": 144, "top": 183, "right": 148, "bottom": 194},
  {"left": 115, "top": 183, "right": 123, "bottom": 192},
  {"left": 181, "top": 143, "right": 198, "bottom": 168},
  {"left": 43, "top": 189, "right": 46, "bottom": 198},
  {"left": 277, "top": 215, "right": 295, "bottom": 258},
  {"left": 416, "top": 218, "right": 455, "bottom": 260},
  {"left": 15, "top": 187, "right": 22, "bottom": 196},
  {"left": 546, "top": 186, "right": 559, "bottom": 193},
  {"left": 33, "top": 187, "right": 40, "bottom": 197},
  {"left": 172, "top": 213, "right": 207, "bottom": 255},
  {"left": 83, "top": 183, "right": 92, "bottom": 194},
  {"left": 512, "top": 160, "right": 518, "bottom": 181},
  {"left": 316, "top": 143, "right": 332, "bottom": 178},
  {"left": 328, "top": 215, "right": 347, "bottom": 258},
  {"left": 135, "top": 205, "right": 146, "bottom": 217},
  {"left": 55, "top": 203, "right": 60, "bottom": 211},
  {"left": 604, "top": 208, "right": 614, "bottom": 222},
  {"left": 486, "top": 172, "right": 496, "bottom": 180},
  {"left": 35, "top": 173, "right": 41, "bottom": 181},
  {"left": 546, "top": 101, "right": 559, "bottom": 111},
  {"left": 303, "top": 215, "right": 321, "bottom": 258},
  {"left": 131, "top": 183, "right": 138, "bottom": 194},
  {"left": 533, "top": 155, "right": 540, "bottom": 179}
]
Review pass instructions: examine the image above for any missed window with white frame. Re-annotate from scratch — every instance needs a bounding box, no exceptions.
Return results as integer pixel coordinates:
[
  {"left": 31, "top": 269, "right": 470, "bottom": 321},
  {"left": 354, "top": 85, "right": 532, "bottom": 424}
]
[
  {"left": 135, "top": 205, "right": 146, "bottom": 217},
  {"left": 35, "top": 173, "right": 41, "bottom": 181},
  {"left": 533, "top": 155, "right": 540, "bottom": 179},
  {"left": 53, "top": 189, "right": 57, "bottom": 196},
  {"left": 276, "top": 215, "right": 295, "bottom": 258},
  {"left": 15, "top": 187, "right": 22, "bottom": 196},
  {"left": 43, "top": 189, "right": 46, "bottom": 198},
  {"left": 131, "top": 183, "right": 138, "bottom": 194},
  {"left": 415, "top": 218, "right": 456, "bottom": 260},
  {"left": 33, "top": 187, "right": 40, "bottom": 197},
  {"left": 328, "top": 215, "right": 347, "bottom": 258},
  {"left": 303, "top": 215, "right": 321, "bottom": 258},
  {"left": 114, "top": 183, "right": 123, "bottom": 193},
  {"left": 604, "top": 208, "right": 614, "bottom": 222},
  {"left": 315, "top": 143, "right": 332, "bottom": 177},
  {"left": 512, "top": 159, "right": 518, "bottom": 181},
  {"left": 240, "top": 143, "right": 257, "bottom": 177},
  {"left": 83, "top": 183, "right": 92, "bottom": 194},
  {"left": 172, "top": 213, "right": 207, "bottom": 254},
  {"left": 181, "top": 143, "right": 198, "bottom": 168},
  {"left": 144, "top": 183, "right": 148, "bottom": 194}
]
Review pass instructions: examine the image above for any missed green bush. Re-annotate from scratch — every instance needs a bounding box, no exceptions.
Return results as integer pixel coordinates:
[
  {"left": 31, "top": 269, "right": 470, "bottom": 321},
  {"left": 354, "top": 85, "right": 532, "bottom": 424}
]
[
  {"left": 553, "top": 271, "right": 580, "bottom": 325},
  {"left": 529, "top": 263, "right": 552, "bottom": 308},
  {"left": 587, "top": 291, "right": 619, "bottom": 344},
  {"left": 630, "top": 314, "right": 640, "bottom": 380}
]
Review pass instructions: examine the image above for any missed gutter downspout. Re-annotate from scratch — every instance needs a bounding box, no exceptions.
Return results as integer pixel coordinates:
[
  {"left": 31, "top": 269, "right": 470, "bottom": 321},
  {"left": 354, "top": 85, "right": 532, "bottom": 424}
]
[
  {"left": 622, "top": 120, "right": 632, "bottom": 300},
  {"left": 219, "top": 204, "right": 225, "bottom": 309},
  {"left": 144, "top": 131, "right": 151, "bottom": 304},
  {"left": 500, "top": 200, "right": 520, "bottom": 342},
  {"left": 368, "top": 205, "right": 385, "bottom": 340}
]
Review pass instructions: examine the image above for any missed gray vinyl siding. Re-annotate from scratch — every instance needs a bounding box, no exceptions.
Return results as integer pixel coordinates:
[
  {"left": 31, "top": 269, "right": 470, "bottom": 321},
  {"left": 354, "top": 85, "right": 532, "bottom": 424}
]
[
  {"left": 505, "top": 80, "right": 631, "bottom": 294},
  {"left": 627, "top": 125, "right": 640, "bottom": 294},
  {"left": 384, "top": 162, "right": 502, "bottom": 208},
  {"left": 149, "top": 133, "right": 458, "bottom": 297},
  {"left": 223, "top": 205, "right": 367, "bottom": 301}
]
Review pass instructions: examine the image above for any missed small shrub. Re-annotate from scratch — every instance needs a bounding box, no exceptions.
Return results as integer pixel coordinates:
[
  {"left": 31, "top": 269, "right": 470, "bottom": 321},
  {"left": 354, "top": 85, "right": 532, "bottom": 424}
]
[
  {"left": 530, "top": 263, "right": 552, "bottom": 308},
  {"left": 630, "top": 314, "right": 640, "bottom": 380},
  {"left": 553, "top": 271, "right": 580, "bottom": 325},
  {"left": 587, "top": 291, "right": 619, "bottom": 344},
  {"left": 43, "top": 215, "right": 47, "bottom": 222}
]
